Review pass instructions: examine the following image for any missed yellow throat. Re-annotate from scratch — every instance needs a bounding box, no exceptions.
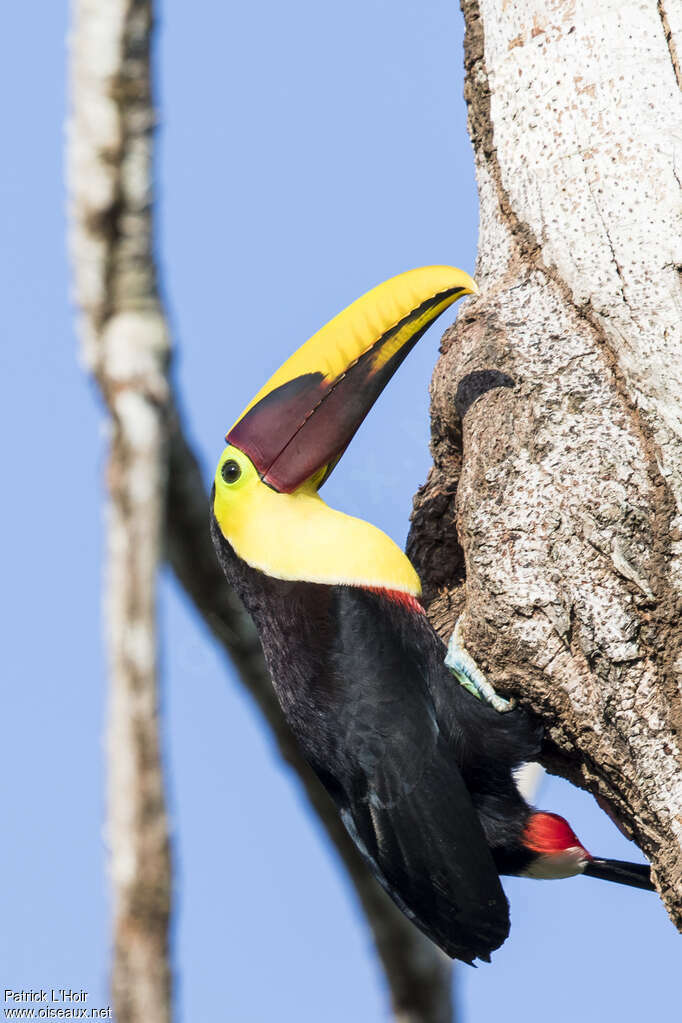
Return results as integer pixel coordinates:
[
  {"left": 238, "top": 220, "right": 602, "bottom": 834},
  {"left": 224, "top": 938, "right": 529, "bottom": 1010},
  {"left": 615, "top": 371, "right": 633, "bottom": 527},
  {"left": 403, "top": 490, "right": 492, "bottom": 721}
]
[{"left": 213, "top": 445, "right": 421, "bottom": 595}]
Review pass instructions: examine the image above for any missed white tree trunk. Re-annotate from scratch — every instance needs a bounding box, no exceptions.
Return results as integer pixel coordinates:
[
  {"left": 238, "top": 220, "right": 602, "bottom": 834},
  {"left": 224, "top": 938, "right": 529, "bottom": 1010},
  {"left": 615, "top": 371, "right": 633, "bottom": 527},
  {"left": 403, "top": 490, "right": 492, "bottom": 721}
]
[{"left": 410, "top": 0, "right": 682, "bottom": 923}]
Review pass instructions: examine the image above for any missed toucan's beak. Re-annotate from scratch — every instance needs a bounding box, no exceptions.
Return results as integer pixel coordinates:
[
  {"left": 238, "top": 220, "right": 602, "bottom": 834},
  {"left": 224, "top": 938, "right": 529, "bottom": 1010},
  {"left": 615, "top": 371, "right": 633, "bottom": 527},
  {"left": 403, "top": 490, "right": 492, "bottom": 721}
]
[{"left": 227, "top": 265, "right": 478, "bottom": 493}]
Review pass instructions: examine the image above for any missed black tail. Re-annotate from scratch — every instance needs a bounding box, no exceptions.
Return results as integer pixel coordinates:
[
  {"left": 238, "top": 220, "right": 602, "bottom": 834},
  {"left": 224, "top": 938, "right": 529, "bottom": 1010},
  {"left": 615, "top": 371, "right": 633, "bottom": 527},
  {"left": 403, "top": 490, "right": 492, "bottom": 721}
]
[{"left": 583, "top": 858, "right": 654, "bottom": 891}]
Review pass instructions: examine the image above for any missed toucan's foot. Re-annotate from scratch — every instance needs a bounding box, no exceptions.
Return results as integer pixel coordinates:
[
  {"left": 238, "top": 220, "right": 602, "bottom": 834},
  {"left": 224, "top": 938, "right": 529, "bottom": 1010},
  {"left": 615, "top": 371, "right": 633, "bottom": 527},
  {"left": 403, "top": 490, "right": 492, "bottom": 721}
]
[{"left": 445, "top": 618, "right": 517, "bottom": 713}]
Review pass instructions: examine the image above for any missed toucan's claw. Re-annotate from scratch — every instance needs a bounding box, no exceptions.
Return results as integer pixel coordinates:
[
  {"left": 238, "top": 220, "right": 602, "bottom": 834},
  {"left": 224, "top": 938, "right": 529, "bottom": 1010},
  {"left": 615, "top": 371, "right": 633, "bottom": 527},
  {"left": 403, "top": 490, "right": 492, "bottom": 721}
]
[{"left": 445, "top": 619, "right": 517, "bottom": 714}]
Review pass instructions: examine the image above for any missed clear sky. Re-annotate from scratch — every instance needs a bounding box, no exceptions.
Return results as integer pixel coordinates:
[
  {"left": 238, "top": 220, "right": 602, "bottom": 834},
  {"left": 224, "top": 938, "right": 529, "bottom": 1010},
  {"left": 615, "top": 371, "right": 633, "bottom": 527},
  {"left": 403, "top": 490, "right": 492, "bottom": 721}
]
[{"left": 1, "top": 1, "right": 678, "bottom": 1021}]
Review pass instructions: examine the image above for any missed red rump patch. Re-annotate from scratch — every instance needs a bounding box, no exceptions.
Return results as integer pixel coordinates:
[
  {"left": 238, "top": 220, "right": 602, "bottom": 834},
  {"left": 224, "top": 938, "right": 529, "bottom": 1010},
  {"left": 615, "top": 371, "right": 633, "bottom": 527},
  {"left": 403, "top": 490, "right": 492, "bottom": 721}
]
[
  {"left": 523, "top": 812, "right": 590, "bottom": 856},
  {"left": 364, "top": 587, "right": 426, "bottom": 616}
]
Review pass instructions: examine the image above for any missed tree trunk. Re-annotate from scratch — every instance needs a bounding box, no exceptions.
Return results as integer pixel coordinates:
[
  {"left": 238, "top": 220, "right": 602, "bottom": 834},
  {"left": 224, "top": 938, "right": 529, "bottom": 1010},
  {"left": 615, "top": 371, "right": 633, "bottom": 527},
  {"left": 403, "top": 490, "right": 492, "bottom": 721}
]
[{"left": 409, "top": 0, "right": 682, "bottom": 924}]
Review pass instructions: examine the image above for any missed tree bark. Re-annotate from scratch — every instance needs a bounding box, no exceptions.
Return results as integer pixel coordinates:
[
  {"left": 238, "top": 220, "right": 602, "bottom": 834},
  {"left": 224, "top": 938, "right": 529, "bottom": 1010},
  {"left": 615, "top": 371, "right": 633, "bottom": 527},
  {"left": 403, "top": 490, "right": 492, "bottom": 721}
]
[
  {"left": 68, "top": 1, "right": 453, "bottom": 1019},
  {"left": 409, "top": 0, "right": 682, "bottom": 925},
  {"left": 68, "top": 1, "right": 173, "bottom": 1019},
  {"left": 68, "top": 2, "right": 173, "bottom": 1020}
]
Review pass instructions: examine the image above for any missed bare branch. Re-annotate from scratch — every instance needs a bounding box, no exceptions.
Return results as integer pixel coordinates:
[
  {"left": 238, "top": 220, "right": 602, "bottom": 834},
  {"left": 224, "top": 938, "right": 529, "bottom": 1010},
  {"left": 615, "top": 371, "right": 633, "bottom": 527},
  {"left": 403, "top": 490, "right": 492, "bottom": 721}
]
[
  {"left": 68, "top": 1, "right": 172, "bottom": 1020},
  {"left": 68, "top": 0, "right": 454, "bottom": 1018}
]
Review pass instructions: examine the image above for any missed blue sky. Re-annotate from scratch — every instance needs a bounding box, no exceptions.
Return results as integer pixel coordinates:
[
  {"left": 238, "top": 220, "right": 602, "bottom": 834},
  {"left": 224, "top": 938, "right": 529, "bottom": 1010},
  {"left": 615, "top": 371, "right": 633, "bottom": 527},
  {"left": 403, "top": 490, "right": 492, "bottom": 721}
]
[{"left": 0, "top": 1, "right": 678, "bottom": 1020}]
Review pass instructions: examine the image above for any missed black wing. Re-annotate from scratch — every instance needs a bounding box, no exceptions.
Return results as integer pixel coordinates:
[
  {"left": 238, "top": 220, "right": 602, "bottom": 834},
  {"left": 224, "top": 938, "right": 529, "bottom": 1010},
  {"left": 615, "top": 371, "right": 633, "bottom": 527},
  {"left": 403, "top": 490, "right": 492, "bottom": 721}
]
[{"left": 320, "top": 586, "right": 511, "bottom": 963}]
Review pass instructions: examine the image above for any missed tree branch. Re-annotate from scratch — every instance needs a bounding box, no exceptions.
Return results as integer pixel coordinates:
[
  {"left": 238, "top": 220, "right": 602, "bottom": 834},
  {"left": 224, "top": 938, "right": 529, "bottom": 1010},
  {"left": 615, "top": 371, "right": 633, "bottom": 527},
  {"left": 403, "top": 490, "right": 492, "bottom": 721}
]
[
  {"left": 68, "top": 1, "right": 172, "bottom": 1020},
  {"left": 68, "top": 0, "right": 454, "bottom": 1018}
]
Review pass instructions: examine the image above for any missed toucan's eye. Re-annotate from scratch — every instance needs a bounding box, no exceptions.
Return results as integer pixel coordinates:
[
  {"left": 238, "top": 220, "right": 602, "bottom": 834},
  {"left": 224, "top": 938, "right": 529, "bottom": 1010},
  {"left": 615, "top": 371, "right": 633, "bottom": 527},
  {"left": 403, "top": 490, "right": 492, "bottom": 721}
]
[{"left": 221, "top": 459, "right": 242, "bottom": 484}]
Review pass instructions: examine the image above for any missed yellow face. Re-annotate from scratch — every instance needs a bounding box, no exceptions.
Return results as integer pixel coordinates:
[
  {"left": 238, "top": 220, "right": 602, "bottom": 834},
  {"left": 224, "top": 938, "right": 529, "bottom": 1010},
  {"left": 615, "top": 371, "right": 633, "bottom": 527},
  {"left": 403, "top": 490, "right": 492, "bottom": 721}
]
[
  {"left": 213, "top": 445, "right": 327, "bottom": 531},
  {"left": 212, "top": 444, "right": 421, "bottom": 595},
  {"left": 213, "top": 444, "right": 260, "bottom": 522}
]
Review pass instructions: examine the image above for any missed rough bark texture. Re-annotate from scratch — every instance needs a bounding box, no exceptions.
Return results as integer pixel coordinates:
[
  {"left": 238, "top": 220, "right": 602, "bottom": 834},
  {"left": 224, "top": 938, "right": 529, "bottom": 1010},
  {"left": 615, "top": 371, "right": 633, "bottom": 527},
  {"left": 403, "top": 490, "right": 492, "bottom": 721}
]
[
  {"left": 409, "top": 0, "right": 682, "bottom": 925},
  {"left": 68, "top": 1, "right": 453, "bottom": 1019}
]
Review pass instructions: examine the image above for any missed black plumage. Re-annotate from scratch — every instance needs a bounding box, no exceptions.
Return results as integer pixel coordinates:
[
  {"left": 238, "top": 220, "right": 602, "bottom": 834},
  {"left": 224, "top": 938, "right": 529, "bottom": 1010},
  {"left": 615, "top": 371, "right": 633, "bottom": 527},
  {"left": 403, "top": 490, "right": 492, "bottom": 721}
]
[{"left": 211, "top": 515, "right": 542, "bottom": 963}]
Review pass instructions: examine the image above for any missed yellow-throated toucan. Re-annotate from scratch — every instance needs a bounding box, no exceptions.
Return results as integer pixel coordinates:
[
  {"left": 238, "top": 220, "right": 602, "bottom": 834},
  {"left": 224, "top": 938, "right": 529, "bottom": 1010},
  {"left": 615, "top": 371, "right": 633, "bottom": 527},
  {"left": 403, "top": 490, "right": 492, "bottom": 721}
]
[{"left": 210, "top": 266, "right": 654, "bottom": 963}]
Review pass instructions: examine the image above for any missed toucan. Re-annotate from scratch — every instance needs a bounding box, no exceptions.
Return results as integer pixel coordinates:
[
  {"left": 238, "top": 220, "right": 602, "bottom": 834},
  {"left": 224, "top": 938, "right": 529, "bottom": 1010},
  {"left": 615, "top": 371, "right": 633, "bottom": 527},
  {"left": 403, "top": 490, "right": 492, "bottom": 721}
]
[{"left": 210, "top": 266, "right": 654, "bottom": 963}]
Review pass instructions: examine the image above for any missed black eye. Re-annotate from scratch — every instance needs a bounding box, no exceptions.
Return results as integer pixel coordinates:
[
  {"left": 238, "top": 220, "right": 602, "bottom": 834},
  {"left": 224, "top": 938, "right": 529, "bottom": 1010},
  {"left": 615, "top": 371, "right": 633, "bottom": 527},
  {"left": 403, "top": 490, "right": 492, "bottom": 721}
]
[{"left": 221, "top": 459, "right": 242, "bottom": 484}]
